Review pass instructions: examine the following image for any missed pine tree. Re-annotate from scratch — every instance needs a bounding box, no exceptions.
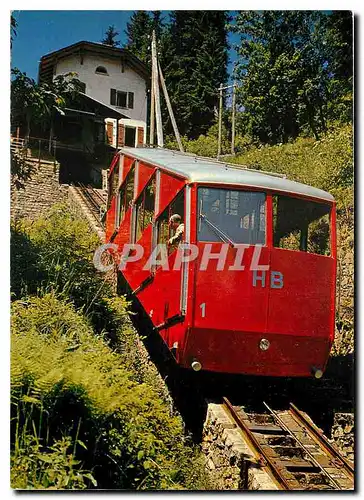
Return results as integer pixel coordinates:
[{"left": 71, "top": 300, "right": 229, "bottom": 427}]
[
  {"left": 163, "top": 11, "right": 229, "bottom": 138},
  {"left": 320, "top": 11, "right": 353, "bottom": 123},
  {"left": 124, "top": 11, "right": 154, "bottom": 63},
  {"left": 101, "top": 25, "right": 120, "bottom": 47}
]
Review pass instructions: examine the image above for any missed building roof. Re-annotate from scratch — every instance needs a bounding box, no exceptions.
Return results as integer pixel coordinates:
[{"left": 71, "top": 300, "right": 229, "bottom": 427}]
[
  {"left": 119, "top": 147, "right": 334, "bottom": 202},
  {"left": 76, "top": 93, "right": 130, "bottom": 119},
  {"left": 39, "top": 40, "right": 149, "bottom": 84}
]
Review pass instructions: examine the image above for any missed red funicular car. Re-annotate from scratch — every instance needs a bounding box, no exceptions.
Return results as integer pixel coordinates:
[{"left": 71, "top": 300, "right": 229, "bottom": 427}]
[{"left": 105, "top": 147, "right": 336, "bottom": 378}]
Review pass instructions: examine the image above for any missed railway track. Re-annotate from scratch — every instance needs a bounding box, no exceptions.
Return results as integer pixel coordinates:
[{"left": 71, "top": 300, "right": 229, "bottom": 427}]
[
  {"left": 223, "top": 398, "right": 354, "bottom": 490},
  {"left": 75, "top": 183, "right": 107, "bottom": 227}
]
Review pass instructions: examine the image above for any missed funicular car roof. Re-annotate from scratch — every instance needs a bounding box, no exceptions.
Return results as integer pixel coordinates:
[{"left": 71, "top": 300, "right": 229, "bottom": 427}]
[{"left": 119, "top": 147, "right": 334, "bottom": 203}]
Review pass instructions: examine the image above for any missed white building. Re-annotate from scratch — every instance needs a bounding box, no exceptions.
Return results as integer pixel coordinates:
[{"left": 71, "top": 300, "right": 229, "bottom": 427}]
[{"left": 39, "top": 41, "right": 149, "bottom": 147}]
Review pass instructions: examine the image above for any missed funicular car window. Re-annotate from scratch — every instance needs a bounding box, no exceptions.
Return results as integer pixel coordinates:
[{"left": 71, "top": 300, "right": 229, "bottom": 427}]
[
  {"left": 273, "top": 195, "right": 331, "bottom": 256},
  {"left": 107, "top": 162, "right": 120, "bottom": 209},
  {"left": 157, "top": 189, "right": 185, "bottom": 252},
  {"left": 197, "top": 187, "right": 266, "bottom": 244},
  {"left": 117, "top": 164, "right": 135, "bottom": 226},
  {"left": 134, "top": 174, "right": 156, "bottom": 242}
]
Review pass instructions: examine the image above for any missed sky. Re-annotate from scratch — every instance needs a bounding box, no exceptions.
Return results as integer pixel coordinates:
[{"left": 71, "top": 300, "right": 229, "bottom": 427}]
[{"left": 11, "top": 10, "right": 240, "bottom": 82}]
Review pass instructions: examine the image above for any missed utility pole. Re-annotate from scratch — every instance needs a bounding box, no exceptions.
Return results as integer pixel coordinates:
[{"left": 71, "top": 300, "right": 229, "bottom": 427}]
[
  {"left": 151, "top": 30, "right": 164, "bottom": 148},
  {"left": 158, "top": 62, "right": 184, "bottom": 152},
  {"left": 216, "top": 83, "right": 239, "bottom": 158},
  {"left": 149, "top": 66, "right": 155, "bottom": 146},
  {"left": 231, "top": 82, "right": 236, "bottom": 155},
  {"left": 217, "top": 84, "right": 223, "bottom": 157}
]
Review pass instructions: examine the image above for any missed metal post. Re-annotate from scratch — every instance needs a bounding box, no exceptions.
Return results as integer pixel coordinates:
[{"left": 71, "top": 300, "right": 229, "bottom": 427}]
[
  {"left": 151, "top": 30, "right": 164, "bottom": 148},
  {"left": 231, "top": 83, "right": 236, "bottom": 155},
  {"left": 217, "top": 84, "right": 223, "bottom": 157},
  {"left": 158, "top": 61, "right": 184, "bottom": 152}
]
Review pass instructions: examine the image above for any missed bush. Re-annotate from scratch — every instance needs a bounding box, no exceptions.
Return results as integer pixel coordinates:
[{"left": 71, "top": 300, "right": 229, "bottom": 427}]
[
  {"left": 165, "top": 123, "right": 231, "bottom": 157},
  {"left": 226, "top": 123, "right": 353, "bottom": 213},
  {"left": 10, "top": 204, "right": 121, "bottom": 338},
  {"left": 11, "top": 294, "right": 208, "bottom": 490}
]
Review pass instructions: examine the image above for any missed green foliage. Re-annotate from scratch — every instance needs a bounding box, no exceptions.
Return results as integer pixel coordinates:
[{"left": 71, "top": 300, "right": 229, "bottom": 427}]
[
  {"left": 166, "top": 122, "right": 231, "bottom": 158},
  {"left": 101, "top": 25, "right": 120, "bottom": 47},
  {"left": 10, "top": 204, "right": 118, "bottom": 335},
  {"left": 11, "top": 294, "right": 207, "bottom": 489},
  {"left": 162, "top": 11, "right": 229, "bottom": 139},
  {"left": 11, "top": 205, "right": 208, "bottom": 489},
  {"left": 125, "top": 11, "right": 229, "bottom": 139},
  {"left": 11, "top": 13, "right": 17, "bottom": 46},
  {"left": 231, "top": 11, "right": 352, "bottom": 144},
  {"left": 11, "top": 68, "right": 83, "bottom": 142},
  {"left": 124, "top": 11, "right": 165, "bottom": 64},
  {"left": 10, "top": 222, "right": 43, "bottom": 299},
  {"left": 11, "top": 149, "right": 35, "bottom": 190},
  {"left": 12, "top": 431, "right": 96, "bottom": 490},
  {"left": 227, "top": 123, "right": 353, "bottom": 211}
]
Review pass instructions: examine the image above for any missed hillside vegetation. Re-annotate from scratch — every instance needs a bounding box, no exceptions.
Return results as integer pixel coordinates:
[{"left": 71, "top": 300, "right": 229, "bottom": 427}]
[{"left": 10, "top": 206, "right": 208, "bottom": 490}]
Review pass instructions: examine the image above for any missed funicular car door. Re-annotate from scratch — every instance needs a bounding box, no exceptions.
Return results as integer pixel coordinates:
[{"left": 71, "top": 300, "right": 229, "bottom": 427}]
[
  {"left": 136, "top": 172, "right": 186, "bottom": 330},
  {"left": 191, "top": 186, "right": 270, "bottom": 372},
  {"left": 266, "top": 194, "right": 336, "bottom": 374},
  {"left": 124, "top": 161, "right": 157, "bottom": 292},
  {"left": 112, "top": 158, "right": 136, "bottom": 252}
]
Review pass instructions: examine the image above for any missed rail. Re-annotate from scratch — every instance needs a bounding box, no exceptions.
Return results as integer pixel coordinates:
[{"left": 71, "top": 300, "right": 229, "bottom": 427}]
[
  {"left": 222, "top": 397, "right": 354, "bottom": 491},
  {"left": 289, "top": 403, "right": 354, "bottom": 477},
  {"left": 75, "top": 183, "right": 107, "bottom": 228}
]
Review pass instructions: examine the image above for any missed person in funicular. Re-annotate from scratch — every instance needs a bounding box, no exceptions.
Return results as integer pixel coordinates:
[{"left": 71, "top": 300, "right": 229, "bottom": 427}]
[{"left": 168, "top": 214, "right": 184, "bottom": 250}]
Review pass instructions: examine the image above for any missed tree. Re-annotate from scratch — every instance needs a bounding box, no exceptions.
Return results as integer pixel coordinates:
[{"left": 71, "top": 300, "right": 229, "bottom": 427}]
[
  {"left": 322, "top": 11, "right": 353, "bottom": 84},
  {"left": 124, "top": 11, "right": 154, "bottom": 63},
  {"left": 162, "top": 11, "right": 229, "bottom": 138},
  {"left": 11, "top": 14, "right": 17, "bottom": 47},
  {"left": 231, "top": 11, "right": 353, "bottom": 144},
  {"left": 11, "top": 69, "right": 83, "bottom": 149},
  {"left": 42, "top": 73, "right": 85, "bottom": 150},
  {"left": 232, "top": 11, "right": 331, "bottom": 144},
  {"left": 100, "top": 25, "right": 120, "bottom": 47},
  {"left": 11, "top": 69, "right": 46, "bottom": 141},
  {"left": 320, "top": 11, "right": 353, "bottom": 123}
]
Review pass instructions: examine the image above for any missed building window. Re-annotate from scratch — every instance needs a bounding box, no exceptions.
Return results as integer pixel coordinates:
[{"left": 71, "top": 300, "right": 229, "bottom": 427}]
[
  {"left": 110, "top": 89, "right": 134, "bottom": 109},
  {"left": 95, "top": 66, "right": 108, "bottom": 75}
]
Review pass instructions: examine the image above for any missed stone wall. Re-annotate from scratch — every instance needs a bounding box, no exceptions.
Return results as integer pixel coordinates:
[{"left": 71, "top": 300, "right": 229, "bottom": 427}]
[
  {"left": 11, "top": 158, "right": 68, "bottom": 221},
  {"left": 331, "top": 413, "right": 354, "bottom": 463},
  {"left": 202, "top": 403, "right": 278, "bottom": 490}
]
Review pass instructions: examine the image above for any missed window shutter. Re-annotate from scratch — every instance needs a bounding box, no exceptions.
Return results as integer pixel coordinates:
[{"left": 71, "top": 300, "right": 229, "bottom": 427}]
[
  {"left": 110, "top": 89, "right": 116, "bottom": 106},
  {"left": 128, "top": 92, "right": 134, "bottom": 109},
  {"left": 137, "top": 127, "right": 144, "bottom": 145},
  {"left": 106, "top": 122, "right": 113, "bottom": 145},
  {"left": 118, "top": 124, "right": 125, "bottom": 147}
]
